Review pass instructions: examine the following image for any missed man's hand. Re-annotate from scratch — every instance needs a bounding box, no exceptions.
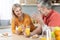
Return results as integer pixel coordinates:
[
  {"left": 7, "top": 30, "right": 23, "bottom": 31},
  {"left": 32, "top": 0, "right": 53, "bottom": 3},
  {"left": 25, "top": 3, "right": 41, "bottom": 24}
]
[{"left": 32, "top": 13, "right": 44, "bottom": 25}]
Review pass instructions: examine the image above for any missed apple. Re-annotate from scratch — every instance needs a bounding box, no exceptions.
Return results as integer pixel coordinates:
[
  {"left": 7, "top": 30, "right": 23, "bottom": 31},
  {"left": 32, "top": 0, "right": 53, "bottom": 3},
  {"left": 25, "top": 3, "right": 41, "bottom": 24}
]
[{"left": 51, "top": 32, "right": 55, "bottom": 38}]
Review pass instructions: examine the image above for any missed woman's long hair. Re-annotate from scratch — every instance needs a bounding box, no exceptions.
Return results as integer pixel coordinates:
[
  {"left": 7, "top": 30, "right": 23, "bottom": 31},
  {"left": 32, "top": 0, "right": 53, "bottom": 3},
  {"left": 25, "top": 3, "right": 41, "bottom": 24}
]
[{"left": 12, "top": 3, "right": 22, "bottom": 18}]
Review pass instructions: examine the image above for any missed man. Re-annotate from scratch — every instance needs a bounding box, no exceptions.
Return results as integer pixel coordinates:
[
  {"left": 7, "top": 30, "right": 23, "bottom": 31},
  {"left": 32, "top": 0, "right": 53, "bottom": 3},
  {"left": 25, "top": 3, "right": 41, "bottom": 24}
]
[{"left": 31, "top": 0, "right": 60, "bottom": 35}]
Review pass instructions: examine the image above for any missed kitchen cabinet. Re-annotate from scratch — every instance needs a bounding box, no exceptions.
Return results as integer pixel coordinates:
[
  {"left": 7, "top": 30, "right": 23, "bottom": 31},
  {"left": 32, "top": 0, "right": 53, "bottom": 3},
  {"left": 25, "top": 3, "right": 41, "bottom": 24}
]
[
  {"left": 20, "top": 0, "right": 37, "bottom": 4},
  {"left": 20, "top": 0, "right": 38, "bottom": 6}
]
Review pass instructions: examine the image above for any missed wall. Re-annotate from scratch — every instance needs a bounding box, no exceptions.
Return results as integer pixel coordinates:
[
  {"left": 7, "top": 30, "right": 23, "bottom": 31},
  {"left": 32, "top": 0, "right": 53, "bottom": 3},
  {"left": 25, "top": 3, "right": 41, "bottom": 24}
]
[
  {"left": 52, "top": 5, "right": 60, "bottom": 13},
  {"left": 22, "top": 5, "right": 37, "bottom": 16},
  {"left": 0, "top": 0, "right": 20, "bottom": 26},
  {"left": 0, "top": 0, "right": 60, "bottom": 26},
  {"left": 0, "top": 5, "right": 37, "bottom": 26},
  {"left": 0, "top": 0, "right": 37, "bottom": 26}
]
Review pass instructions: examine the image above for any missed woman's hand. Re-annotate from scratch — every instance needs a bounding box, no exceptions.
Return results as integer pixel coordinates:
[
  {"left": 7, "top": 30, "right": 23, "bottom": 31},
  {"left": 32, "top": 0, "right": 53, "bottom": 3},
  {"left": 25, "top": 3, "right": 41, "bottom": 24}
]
[
  {"left": 15, "top": 30, "right": 22, "bottom": 35},
  {"left": 22, "top": 26, "right": 25, "bottom": 32}
]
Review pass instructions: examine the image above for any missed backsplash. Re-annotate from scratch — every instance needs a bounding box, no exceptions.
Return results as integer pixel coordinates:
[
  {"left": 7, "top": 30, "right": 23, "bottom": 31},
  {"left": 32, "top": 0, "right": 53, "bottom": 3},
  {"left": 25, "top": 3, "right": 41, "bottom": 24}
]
[{"left": 22, "top": 5, "right": 37, "bottom": 16}]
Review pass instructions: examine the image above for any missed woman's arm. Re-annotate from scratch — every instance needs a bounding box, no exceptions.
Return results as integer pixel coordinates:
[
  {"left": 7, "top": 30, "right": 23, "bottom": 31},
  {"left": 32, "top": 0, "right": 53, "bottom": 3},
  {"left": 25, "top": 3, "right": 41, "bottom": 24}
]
[
  {"left": 24, "top": 14, "right": 36, "bottom": 31},
  {"left": 11, "top": 18, "right": 16, "bottom": 34}
]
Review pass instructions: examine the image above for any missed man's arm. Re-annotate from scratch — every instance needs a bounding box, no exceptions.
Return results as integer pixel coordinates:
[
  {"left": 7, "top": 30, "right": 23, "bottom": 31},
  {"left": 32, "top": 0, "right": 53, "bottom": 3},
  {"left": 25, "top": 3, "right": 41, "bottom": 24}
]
[{"left": 31, "top": 25, "right": 42, "bottom": 35}]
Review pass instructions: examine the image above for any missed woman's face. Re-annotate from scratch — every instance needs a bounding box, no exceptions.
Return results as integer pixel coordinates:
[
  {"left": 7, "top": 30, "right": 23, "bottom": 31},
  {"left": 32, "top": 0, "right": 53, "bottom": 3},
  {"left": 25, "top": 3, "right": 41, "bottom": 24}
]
[{"left": 14, "top": 7, "right": 22, "bottom": 17}]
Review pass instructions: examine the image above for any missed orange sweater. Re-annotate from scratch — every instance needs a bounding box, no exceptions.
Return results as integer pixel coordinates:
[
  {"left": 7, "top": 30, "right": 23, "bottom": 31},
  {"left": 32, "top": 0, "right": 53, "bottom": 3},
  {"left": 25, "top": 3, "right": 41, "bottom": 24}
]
[{"left": 11, "top": 13, "right": 35, "bottom": 33}]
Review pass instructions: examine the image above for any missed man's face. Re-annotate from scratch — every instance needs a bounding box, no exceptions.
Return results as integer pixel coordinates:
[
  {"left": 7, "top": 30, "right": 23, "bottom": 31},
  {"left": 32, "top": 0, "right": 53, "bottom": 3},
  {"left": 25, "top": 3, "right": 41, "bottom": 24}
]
[{"left": 37, "top": 4, "right": 49, "bottom": 16}]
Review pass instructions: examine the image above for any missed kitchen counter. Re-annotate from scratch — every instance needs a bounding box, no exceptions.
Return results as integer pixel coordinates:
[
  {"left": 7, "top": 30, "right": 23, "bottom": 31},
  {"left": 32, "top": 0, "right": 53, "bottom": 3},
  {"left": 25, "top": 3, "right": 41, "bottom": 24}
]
[
  {"left": 0, "top": 34, "right": 56, "bottom": 40},
  {"left": 0, "top": 26, "right": 56, "bottom": 40},
  {"left": 0, "top": 34, "right": 39, "bottom": 40}
]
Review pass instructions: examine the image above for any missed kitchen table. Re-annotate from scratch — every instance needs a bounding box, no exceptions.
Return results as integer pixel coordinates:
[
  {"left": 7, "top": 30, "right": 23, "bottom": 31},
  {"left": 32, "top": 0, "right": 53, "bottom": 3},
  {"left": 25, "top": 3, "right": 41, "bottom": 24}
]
[{"left": 0, "top": 34, "right": 39, "bottom": 40}]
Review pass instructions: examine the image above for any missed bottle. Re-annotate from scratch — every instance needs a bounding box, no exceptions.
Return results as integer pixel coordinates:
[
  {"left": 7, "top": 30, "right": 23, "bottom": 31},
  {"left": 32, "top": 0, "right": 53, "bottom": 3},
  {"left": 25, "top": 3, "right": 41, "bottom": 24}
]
[
  {"left": 46, "top": 27, "right": 51, "bottom": 40},
  {"left": 42, "top": 25, "right": 48, "bottom": 35},
  {"left": 42, "top": 25, "right": 51, "bottom": 40}
]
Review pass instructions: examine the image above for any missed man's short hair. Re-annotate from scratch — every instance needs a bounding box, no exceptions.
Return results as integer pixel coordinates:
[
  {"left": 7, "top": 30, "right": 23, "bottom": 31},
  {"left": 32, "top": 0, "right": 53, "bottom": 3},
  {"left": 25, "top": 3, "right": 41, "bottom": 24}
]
[{"left": 39, "top": 0, "right": 52, "bottom": 9}]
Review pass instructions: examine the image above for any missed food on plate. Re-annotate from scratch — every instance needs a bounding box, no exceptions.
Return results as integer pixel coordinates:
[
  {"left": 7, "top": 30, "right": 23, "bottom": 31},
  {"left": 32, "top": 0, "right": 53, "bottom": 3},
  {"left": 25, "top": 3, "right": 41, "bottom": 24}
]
[
  {"left": 54, "top": 30, "right": 60, "bottom": 36},
  {"left": 2, "top": 33, "right": 8, "bottom": 36},
  {"left": 40, "top": 37, "right": 46, "bottom": 40},
  {"left": 30, "top": 34, "right": 39, "bottom": 38}
]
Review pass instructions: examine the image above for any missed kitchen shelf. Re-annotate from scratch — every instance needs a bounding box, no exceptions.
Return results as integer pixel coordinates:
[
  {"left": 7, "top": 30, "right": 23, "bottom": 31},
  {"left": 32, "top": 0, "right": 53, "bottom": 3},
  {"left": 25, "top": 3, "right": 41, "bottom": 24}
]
[
  {"left": 20, "top": 0, "right": 38, "bottom": 6},
  {"left": 52, "top": 3, "right": 60, "bottom": 6},
  {"left": 21, "top": 4, "right": 37, "bottom": 6}
]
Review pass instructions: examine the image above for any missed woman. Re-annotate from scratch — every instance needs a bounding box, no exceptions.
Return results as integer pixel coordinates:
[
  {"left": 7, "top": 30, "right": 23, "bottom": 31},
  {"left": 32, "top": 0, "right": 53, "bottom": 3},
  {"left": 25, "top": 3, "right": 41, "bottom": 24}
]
[{"left": 11, "top": 3, "right": 35, "bottom": 34}]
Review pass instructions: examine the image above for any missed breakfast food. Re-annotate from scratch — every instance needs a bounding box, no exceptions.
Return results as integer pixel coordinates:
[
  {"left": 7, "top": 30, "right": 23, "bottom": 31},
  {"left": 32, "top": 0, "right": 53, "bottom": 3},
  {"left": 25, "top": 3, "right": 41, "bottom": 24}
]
[
  {"left": 56, "top": 36, "right": 60, "bottom": 40},
  {"left": 2, "top": 33, "right": 8, "bottom": 36},
  {"left": 55, "top": 30, "right": 60, "bottom": 36},
  {"left": 54, "top": 27, "right": 60, "bottom": 40},
  {"left": 40, "top": 37, "right": 46, "bottom": 40},
  {"left": 51, "top": 32, "right": 55, "bottom": 38},
  {"left": 30, "top": 34, "right": 39, "bottom": 38}
]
